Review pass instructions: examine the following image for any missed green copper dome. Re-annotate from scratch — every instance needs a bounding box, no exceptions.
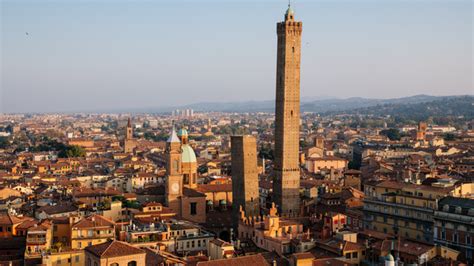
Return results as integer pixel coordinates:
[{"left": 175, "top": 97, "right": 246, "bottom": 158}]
[
  {"left": 181, "top": 144, "right": 197, "bottom": 163},
  {"left": 177, "top": 128, "right": 188, "bottom": 137},
  {"left": 286, "top": 6, "right": 294, "bottom": 16}
]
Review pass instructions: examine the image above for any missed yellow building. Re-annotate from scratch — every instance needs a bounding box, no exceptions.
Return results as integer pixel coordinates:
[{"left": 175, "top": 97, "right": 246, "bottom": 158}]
[
  {"left": 42, "top": 249, "right": 85, "bottom": 266},
  {"left": 71, "top": 215, "right": 115, "bottom": 249},
  {"left": 305, "top": 156, "right": 347, "bottom": 174},
  {"left": 85, "top": 240, "right": 146, "bottom": 266},
  {"left": 363, "top": 180, "right": 462, "bottom": 243}
]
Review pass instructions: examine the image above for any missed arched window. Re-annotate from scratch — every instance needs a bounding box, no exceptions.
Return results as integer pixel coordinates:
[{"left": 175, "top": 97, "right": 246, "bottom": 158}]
[
  {"left": 110, "top": 264, "right": 119, "bottom": 266},
  {"left": 128, "top": 261, "right": 137, "bottom": 266},
  {"left": 87, "top": 259, "right": 91, "bottom": 266}
]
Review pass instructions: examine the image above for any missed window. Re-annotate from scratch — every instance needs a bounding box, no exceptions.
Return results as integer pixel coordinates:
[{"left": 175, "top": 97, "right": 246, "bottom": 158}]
[
  {"left": 57, "top": 258, "right": 61, "bottom": 264},
  {"left": 78, "top": 242, "right": 82, "bottom": 249},
  {"left": 111, "top": 264, "right": 119, "bottom": 266},
  {"left": 466, "top": 235, "right": 472, "bottom": 245},
  {"left": 87, "top": 259, "right": 91, "bottom": 266},
  {"left": 453, "top": 233, "right": 458, "bottom": 243},
  {"left": 75, "top": 256, "right": 80, "bottom": 263},
  {"left": 127, "top": 261, "right": 137, "bottom": 266},
  {"left": 190, "top": 202, "right": 197, "bottom": 215},
  {"left": 173, "top": 160, "right": 179, "bottom": 172},
  {"left": 352, "top": 252, "right": 358, "bottom": 259},
  {"left": 345, "top": 253, "right": 351, "bottom": 259}
]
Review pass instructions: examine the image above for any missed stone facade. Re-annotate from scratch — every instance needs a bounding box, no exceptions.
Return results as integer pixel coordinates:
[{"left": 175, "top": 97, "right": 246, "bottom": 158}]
[
  {"left": 273, "top": 7, "right": 303, "bottom": 217},
  {"left": 231, "top": 135, "right": 260, "bottom": 228}
]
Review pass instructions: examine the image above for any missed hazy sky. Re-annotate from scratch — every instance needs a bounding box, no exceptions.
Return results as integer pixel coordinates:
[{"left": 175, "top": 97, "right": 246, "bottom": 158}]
[{"left": 1, "top": 0, "right": 472, "bottom": 113}]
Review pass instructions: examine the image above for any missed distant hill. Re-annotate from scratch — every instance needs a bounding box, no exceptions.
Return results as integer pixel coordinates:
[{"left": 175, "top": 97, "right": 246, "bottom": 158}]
[
  {"left": 325, "top": 95, "right": 474, "bottom": 121},
  {"left": 163, "top": 95, "right": 469, "bottom": 114}
]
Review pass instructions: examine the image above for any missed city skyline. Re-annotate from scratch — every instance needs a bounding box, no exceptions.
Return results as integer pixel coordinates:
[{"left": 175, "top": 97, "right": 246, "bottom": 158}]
[
  {"left": 2, "top": 0, "right": 472, "bottom": 113},
  {"left": 0, "top": 2, "right": 473, "bottom": 265}
]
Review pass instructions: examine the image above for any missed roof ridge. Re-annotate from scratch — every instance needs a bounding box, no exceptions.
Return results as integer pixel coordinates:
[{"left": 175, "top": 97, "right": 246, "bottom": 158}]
[{"left": 100, "top": 240, "right": 115, "bottom": 257}]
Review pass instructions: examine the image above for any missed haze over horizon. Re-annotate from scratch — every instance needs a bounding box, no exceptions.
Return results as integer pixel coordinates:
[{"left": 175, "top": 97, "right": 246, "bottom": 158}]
[{"left": 2, "top": 0, "right": 472, "bottom": 113}]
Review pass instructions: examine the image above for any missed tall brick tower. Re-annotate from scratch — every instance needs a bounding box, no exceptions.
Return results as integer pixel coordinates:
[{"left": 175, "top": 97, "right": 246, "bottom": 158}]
[
  {"left": 273, "top": 4, "right": 302, "bottom": 217},
  {"left": 231, "top": 135, "right": 260, "bottom": 229}
]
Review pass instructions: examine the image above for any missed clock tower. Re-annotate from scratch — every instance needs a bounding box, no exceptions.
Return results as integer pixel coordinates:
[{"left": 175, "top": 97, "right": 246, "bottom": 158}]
[{"left": 166, "top": 125, "right": 183, "bottom": 214}]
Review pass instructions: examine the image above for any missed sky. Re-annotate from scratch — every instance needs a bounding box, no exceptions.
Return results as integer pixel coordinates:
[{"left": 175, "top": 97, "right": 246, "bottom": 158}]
[{"left": 1, "top": 0, "right": 472, "bottom": 113}]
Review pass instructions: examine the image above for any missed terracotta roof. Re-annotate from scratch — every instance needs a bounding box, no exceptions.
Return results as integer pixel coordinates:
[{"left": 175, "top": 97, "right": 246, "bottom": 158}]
[
  {"left": 209, "top": 238, "right": 232, "bottom": 247},
  {"left": 85, "top": 240, "right": 145, "bottom": 258},
  {"left": 292, "top": 252, "right": 314, "bottom": 260},
  {"left": 73, "top": 188, "right": 120, "bottom": 197},
  {"left": 313, "top": 258, "right": 356, "bottom": 266},
  {"left": 196, "top": 184, "right": 232, "bottom": 193},
  {"left": 38, "top": 203, "right": 77, "bottom": 215},
  {"left": 0, "top": 212, "right": 28, "bottom": 225},
  {"left": 197, "top": 254, "right": 270, "bottom": 266},
  {"left": 72, "top": 214, "right": 114, "bottom": 229},
  {"left": 16, "top": 219, "right": 39, "bottom": 229},
  {"left": 183, "top": 187, "right": 206, "bottom": 198}
]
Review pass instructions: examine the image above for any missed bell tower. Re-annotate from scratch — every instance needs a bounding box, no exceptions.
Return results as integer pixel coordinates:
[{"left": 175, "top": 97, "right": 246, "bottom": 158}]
[
  {"left": 166, "top": 125, "right": 183, "bottom": 214},
  {"left": 126, "top": 117, "right": 133, "bottom": 140},
  {"left": 273, "top": 4, "right": 303, "bottom": 217}
]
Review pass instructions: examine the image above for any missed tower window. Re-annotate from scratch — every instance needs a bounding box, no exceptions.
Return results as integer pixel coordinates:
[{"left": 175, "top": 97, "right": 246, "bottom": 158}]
[
  {"left": 190, "top": 202, "right": 197, "bottom": 215},
  {"left": 292, "top": 47, "right": 295, "bottom": 53}
]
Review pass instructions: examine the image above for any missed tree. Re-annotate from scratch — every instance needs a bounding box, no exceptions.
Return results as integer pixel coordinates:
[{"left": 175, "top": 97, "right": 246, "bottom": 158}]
[
  {"left": 380, "top": 128, "right": 401, "bottom": 141},
  {"left": 0, "top": 137, "right": 9, "bottom": 149},
  {"left": 59, "top": 145, "right": 86, "bottom": 158}
]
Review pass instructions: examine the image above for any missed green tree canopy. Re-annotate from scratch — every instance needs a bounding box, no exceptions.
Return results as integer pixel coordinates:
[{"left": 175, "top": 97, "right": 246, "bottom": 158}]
[{"left": 380, "top": 128, "right": 401, "bottom": 141}]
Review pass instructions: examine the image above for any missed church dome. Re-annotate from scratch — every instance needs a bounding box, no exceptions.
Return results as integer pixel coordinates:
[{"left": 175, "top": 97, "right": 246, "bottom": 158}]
[
  {"left": 385, "top": 254, "right": 394, "bottom": 261},
  {"left": 181, "top": 144, "right": 197, "bottom": 163},
  {"left": 178, "top": 128, "right": 188, "bottom": 137}
]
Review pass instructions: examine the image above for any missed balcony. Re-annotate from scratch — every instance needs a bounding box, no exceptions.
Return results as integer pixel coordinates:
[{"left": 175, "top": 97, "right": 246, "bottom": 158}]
[
  {"left": 27, "top": 238, "right": 47, "bottom": 244},
  {"left": 72, "top": 232, "right": 114, "bottom": 240}
]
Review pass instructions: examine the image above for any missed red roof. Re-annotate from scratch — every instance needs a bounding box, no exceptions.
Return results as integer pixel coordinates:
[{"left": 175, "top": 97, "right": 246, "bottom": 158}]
[
  {"left": 196, "top": 254, "right": 270, "bottom": 266},
  {"left": 85, "top": 240, "right": 145, "bottom": 258}
]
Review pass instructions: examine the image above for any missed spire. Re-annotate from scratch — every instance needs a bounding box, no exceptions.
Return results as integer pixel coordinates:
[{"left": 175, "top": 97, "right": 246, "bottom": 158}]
[
  {"left": 127, "top": 117, "right": 131, "bottom": 127},
  {"left": 167, "top": 122, "right": 180, "bottom": 143},
  {"left": 285, "top": 0, "right": 294, "bottom": 21}
]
